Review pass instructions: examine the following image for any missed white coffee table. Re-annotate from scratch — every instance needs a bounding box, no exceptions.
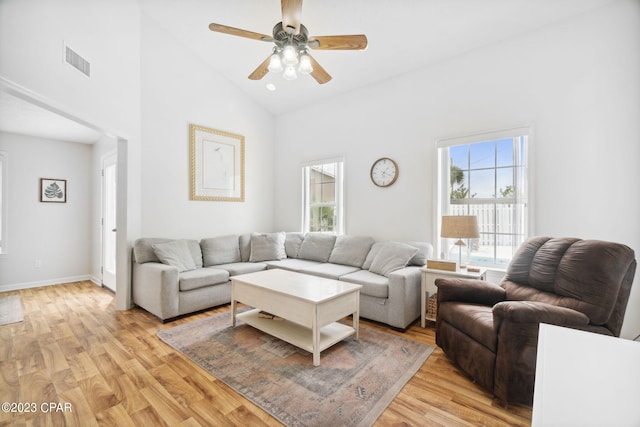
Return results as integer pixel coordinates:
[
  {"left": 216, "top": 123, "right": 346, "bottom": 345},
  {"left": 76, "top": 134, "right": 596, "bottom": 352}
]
[{"left": 230, "top": 269, "right": 362, "bottom": 366}]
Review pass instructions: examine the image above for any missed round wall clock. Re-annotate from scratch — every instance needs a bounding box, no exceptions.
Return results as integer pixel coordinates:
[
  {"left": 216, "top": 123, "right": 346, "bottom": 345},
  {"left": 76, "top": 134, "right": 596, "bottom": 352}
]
[{"left": 370, "top": 157, "right": 399, "bottom": 187}]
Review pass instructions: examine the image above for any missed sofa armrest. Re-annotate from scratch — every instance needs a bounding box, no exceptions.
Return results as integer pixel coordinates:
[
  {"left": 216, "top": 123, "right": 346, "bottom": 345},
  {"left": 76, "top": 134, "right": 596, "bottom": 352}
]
[
  {"left": 386, "top": 266, "right": 422, "bottom": 328},
  {"left": 132, "top": 261, "right": 180, "bottom": 320},
  {"left": 493, "top": 301, "right": 590, "bottom": 331},
  {"left": 435, "top": 278, "right": 506, "bottom": 306}
]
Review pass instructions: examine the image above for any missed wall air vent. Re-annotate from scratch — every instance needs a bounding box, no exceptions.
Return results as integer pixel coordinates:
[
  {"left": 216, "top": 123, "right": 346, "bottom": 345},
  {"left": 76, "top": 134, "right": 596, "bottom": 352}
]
[{"left": 64, "top": 45, "right": 90, "bottom": 77}]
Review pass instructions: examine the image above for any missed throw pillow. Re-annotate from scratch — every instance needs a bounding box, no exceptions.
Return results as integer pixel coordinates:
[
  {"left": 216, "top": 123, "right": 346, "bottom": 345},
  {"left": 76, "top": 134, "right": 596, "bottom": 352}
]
[
  {"left": 201, "top": 235, "right": 241, "bottom": 266},
  {"left": 249, "top": 232, "right": 287, "bottom": 262},
  {"left": 297, "top": 233, "right": 337, "bottom": 262},
  {"left": 152, "top": 240, "right": 197, "bottom": 272},
  {"left": 362, "top": 241, "right": 384, "bottom": 270},
  {"left": 328, "top": 235, "right": 375, "bottom": 267},
  {"left": 368, "top": 241, "right": 419, "bottom": 277}
]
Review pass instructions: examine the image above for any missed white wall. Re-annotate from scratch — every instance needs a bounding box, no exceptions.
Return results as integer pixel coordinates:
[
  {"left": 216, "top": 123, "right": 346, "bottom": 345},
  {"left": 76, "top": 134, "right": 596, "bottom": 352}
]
[
  {"left": 140, "top": 15, "right": 276, "bottom": 239},
  {"left": 0, "top": 0, "right": 141, "bottom": 308},
  {"left": 0, "top": 132, "right": 93, "bottom": 290},
  {"left": 274, "top": 0, "right": 640, "bottom": 338}
]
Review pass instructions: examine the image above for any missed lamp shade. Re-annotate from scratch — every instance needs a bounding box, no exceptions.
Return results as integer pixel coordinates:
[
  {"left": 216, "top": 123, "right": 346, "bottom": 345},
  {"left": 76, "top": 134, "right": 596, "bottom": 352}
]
[{"left": 441, "top": 215, "right": 480, "bottom": 239}]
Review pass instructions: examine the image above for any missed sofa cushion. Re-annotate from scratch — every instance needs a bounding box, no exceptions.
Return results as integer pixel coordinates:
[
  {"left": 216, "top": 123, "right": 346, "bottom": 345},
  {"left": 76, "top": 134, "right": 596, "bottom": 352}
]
[
  {"left": 328, "top": 235, "right": 375, "bottom": 268},
  {"left": 201, "top": 235, "right": 241, "bottom": 266},
  {"left": 249, "top": 232, "right": 287, "bottom": 262},
  {"left": 339, "top": 270, "right": 389, "bottom": 298},
  {"left": 407, "top": 241, "right": 434, "bottom": 266},
  {"left": 298, "top": 233, "right": 337, "bottom": 262},
  {"left": 153, "top": 240, "right": 198, "bottom": 272},
  {"left": 264, "top": 258, "right": 323, "bottom": 272},
  {"left": 213, "top": 262, "right": 267, "bottom": 276},
  {"left": 285, "top": 232, "right": 305, "bottom": 258},
  {"left": 369, "top": 242, "right": 419, "bottom": 277},
  {"left": 179, "top": 268, "right": 229, "bottom": 291},
  {"left": 239, "top": 233, "right": 252, "bottom": 262},
  {"left": 298, "top": 263, "right": 361, "bottom": 280}
]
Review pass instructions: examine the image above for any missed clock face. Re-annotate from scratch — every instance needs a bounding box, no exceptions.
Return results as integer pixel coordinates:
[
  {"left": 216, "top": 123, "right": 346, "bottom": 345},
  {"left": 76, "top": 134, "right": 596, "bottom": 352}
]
[{"left": 370, "top": 157, "right": 399, "bottom": 187}]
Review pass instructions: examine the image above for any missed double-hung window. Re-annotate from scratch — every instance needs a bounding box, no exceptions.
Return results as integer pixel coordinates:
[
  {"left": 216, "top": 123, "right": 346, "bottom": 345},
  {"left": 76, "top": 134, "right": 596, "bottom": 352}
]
[
  {"left": 0, "top": 151, "right": 7, "bottom": 255},
  {"left": 302, "top": 157, "right": 344, "bottom": 234},
  {"left": 436, "top": 127, "right": 531, "bottom": 267}
]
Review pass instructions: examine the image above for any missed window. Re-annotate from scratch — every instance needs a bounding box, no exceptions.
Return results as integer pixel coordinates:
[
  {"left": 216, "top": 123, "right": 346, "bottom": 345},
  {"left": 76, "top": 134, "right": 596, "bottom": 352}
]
[
  {"left": 437, "top": 128, "right": 530, "bottom": 267},
  {"left": 302, "top": 157, "right": 344, "bottom": 234},
  {"left": 0, "top": 151, "right": 7, "bottom": 255}
]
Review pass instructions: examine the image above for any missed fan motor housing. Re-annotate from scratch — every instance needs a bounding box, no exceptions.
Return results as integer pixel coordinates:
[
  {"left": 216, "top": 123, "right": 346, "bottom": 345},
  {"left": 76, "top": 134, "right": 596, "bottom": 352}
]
[{"left": 272, "top": 22, "right": 309, "bottom": 50}]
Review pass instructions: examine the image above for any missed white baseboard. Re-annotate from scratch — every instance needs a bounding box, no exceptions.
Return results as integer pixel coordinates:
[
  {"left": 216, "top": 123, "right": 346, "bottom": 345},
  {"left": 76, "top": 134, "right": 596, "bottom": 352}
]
[{"left": 0, "top": 275, "right": 97, "bottom": 292}]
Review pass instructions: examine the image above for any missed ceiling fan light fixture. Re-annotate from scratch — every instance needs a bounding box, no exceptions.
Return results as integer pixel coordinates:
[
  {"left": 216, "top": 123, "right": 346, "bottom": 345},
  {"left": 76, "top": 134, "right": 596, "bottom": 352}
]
[
  {"left": 282, "top": 44, "right": 298, "bottom": 66},
  {"left": 268, "top": 51, "right": 283, "bottom": 73},
  {"left": 298, "top": 51, "right": 313, "bottom": 74},
  {"left": 282, "top": 64, "right": 298, "bottom": 80}
]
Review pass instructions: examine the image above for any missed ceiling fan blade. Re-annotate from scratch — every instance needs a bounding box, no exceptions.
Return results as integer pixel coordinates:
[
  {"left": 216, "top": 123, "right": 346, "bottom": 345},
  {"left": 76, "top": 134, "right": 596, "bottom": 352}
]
[
  {"left": 281, "top": 0, "right": 303, "bottom": 34},
  {"left": 308, "top": 34, "right": 368, "bottom": 50},
  {"left": 208, "top": 23, "right": 273, "bottom": 42},
  {"left": 308, "top": 55, "right": 332, "bottom": 84},
  {"left": 248, "top": 55, "right": 271, "bottom": 80}
]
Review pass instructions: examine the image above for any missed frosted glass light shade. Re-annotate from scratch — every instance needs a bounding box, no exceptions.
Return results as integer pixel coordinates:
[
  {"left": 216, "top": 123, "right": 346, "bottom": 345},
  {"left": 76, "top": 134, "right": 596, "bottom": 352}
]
[
  {"left": 282, "top": 45, "right": 298, "bottom": 65},
  {"left": 298, "top": 53, "right": 313, "bottom": 74},
  {"left": 268, "top": 53, "right": 283, "bottom": 73},
  {"left": 282, "top": 65, "right": 298, "bottom": 80}
]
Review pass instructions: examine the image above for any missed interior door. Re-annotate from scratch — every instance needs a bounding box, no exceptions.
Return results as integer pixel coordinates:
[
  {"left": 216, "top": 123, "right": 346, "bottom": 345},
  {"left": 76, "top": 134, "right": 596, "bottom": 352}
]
[{"left": 102, "top": 152, "right": 117, "bottom": 291}]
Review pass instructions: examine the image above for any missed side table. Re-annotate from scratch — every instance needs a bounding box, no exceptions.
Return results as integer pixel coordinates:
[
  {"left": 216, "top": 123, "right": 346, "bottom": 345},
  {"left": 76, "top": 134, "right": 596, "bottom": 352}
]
[{"left": 420, "top": 267, "right": 487, "bottom": 327}]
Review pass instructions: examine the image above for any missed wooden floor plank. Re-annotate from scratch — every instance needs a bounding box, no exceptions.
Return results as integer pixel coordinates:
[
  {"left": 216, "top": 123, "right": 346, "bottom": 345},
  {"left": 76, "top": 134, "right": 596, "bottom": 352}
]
[{"left": 0, "top": 281, "right": 532, "bottom": 426}]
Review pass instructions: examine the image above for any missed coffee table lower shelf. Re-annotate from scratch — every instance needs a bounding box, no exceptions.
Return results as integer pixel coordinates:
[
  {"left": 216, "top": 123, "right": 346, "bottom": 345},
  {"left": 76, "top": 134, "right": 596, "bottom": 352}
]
[{"left": 237, "top": 309, "right": 356, "bottom": 358}]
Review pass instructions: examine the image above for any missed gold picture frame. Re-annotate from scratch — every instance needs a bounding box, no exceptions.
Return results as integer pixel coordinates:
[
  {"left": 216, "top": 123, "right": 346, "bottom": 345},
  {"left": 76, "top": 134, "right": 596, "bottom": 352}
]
[{"left": 189, "top": 124, "right": 245, "bottom": 202}]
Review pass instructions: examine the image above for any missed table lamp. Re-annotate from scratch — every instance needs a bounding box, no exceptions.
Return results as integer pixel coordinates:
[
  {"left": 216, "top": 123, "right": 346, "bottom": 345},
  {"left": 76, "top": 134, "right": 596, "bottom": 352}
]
[{"left": 440, "top": 215, "right": 479, "bottom": 269}]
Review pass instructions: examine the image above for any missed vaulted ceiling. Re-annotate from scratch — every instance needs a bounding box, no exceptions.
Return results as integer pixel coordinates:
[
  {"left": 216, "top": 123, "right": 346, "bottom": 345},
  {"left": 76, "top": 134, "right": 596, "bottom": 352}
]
[
  {"left": 0, "top": 0, "right": 616, "bottom": 142},
  {"left": 140, "top": 0, "right": 615, "bottom": 115}
]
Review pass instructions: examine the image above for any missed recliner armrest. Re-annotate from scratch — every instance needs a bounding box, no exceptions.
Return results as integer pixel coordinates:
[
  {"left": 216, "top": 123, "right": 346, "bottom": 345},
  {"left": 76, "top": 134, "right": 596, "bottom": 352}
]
[
  {"left": 435, "top": 278, "right": 506, "bottom": 306},
  {"left": 492, "top": 301, "right": 590, "bottom": 331}
]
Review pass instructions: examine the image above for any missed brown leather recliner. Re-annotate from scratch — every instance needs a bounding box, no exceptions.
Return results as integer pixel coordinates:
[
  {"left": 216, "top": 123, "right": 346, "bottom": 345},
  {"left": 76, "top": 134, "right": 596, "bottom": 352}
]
[{"left": 435, "top": 236, "right": 637, "bottom": 405}]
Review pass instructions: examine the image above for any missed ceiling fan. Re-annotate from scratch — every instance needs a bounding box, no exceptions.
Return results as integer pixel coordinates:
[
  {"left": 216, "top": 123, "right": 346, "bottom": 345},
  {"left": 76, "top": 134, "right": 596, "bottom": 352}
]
[{"left": 208, "top": 0, "right": 368, "bottom": 84}]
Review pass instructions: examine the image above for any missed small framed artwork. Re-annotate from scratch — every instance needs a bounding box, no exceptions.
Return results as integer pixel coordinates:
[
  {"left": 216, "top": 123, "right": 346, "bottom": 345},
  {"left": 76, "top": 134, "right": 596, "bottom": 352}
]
[
  {"left": 189, "top": 123, "right": 245, "bottom": 202},
  {"left": 40, "top": 178, "right": 67, "bottom": 203}
]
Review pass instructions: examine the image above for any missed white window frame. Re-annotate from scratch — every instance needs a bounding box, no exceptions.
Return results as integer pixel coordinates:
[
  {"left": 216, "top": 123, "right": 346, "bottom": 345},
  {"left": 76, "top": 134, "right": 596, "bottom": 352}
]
[
  {"left": 301, "top": 156, "right": 345, "bottom": 235},
  {"left": 0, "top": 151, "right": 8, "bottom": 256},
  {"left": 435, "top": 126, "right": 533, "bottom": 268}
]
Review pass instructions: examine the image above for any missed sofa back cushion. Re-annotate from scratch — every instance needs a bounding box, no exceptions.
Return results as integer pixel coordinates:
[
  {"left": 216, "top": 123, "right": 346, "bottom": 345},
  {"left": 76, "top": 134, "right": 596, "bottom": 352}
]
[
  {"left": 504, "top": 236, "right": 636, "bottom": 325},
  {"left": 201, "top": 235, "right": 241, "bottom": 266},
  {"left": 239, "top": 233, "right": 252, "bottom": 262},
  {"left": 134, "top": 238, "right": 203, "bottom": 268},
  {"left": 249, "top": 232, "right": 287, "bottom": 262},
  {"left": 328, "top": 235, "right": 374, "bottom": 267},
  {"left": 134, "top": 237, "right": 173, "bottom": 263},
  {"left": 284, "top": 232, "right": 305, "bottom": 258},
  {"left": 406, "top": 241, "right": 434, "bottom": 266},
  {"left": 297, "top": 233, "right": 337, "bottom": 262}
]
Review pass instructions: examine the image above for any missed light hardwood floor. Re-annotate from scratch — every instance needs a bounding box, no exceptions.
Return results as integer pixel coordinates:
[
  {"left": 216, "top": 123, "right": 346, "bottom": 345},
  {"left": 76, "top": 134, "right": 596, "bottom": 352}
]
[{"left": 0, "top": 281, "right": 532, "bottom": 426}]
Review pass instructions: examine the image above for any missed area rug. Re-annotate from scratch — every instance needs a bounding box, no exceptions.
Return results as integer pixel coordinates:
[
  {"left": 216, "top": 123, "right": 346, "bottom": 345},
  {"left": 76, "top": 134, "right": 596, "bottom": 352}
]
[
  {"left": 158, "top": 310, "right": 434, "bottom": 427},
  {"left": 0, "top": 295, "right": 24, "bottom": 326}
]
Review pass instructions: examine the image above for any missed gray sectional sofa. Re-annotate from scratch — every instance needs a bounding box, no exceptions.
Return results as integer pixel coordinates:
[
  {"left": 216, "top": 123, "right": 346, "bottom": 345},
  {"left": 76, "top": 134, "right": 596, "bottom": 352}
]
[{"left": 132, "top": 232, "right": 432, "bottom": 329}]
